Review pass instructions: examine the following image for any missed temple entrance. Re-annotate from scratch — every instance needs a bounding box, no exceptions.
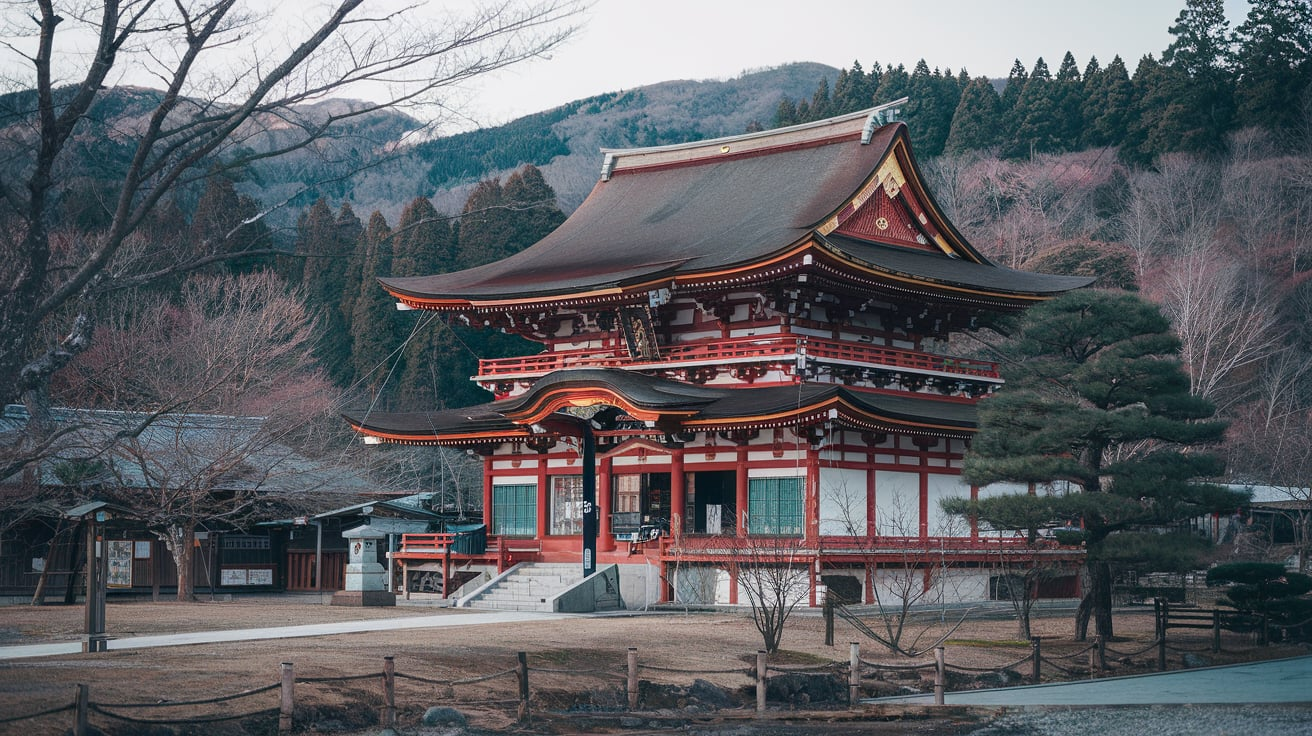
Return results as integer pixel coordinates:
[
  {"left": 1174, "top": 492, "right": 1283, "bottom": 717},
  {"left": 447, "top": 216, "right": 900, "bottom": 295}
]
[
  {"left": 611, "top": 472, "right": 671, "bottom": 540},
  {"left": 689, "top": 470, "right": 735, "bottom": 535}
]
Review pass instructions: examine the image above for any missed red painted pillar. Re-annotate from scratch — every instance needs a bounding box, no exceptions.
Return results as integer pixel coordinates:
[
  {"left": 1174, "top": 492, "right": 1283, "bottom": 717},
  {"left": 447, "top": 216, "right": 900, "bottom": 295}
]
[
  {"left": 536, "top": 461, "right": 550, "bottom": 539},
  {"left": 808, "top": 556, "right": 818, "bottom": 607},
  {"left": 728, "top": 565, "right": 738, "bottom": 605},
  {"left": 482, "top": 457, "right": 494, "bottom": 529},
  {"left": 867, "top": 452, "right": 877, "bottom": 543},
  {"left": 598, "top": 456, "right": 615, "bottom": 552},
  {"left": 806, "top": 449, "right": 821, "bottom": 545},
  {"left": 670, "top": 449, "right": 686, "bottom": 539},
  {"left": 735, "top": 446, "right": 749, "bottom": 537},
  {"left": 969, "top": 484, "right": 980, "bottom": 540},
  {"left": 919, "top": 466, "right": 930, "bottom": 540}
]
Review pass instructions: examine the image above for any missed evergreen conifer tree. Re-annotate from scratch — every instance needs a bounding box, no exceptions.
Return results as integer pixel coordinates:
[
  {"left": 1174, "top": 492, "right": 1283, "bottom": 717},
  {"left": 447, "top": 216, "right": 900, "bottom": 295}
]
[
  {"left": 874, "top": 63, "right": 910, "bottom": 104},
  {"left": 348, "top": 211, "right": 402, "bottom": 398},
  {"left": 906, "top": 60, "right": 953, "bottom": 155},
  {"left": 1081, "top": 56, "right": 1136, "bottom": 148},
  {"left": 1000, "top": 59, "right": 1029, "bottom": 113},
  {"left": 1122, "top": 54, "right": 1171, "bottom": 164},
  {"left": 296, "top": 197, "right": 355, "bottom": 385},
  {"left": 1007, "top": 57, "right": 1064, "bottom": 158},
  {"left": 944, "top": 77, "right": 1004, "bottom": 154},
  {"left": 1232, "top": 0, "right": 1312, "bottom": 130},
  {"left": 960, "top": 290, "right": 1244, "bottom": 640},
  {"left": 391, "top": 197, "right": 455, "bottom": 278},
  {"left": 1159, "top": 0, "right": 1235, "bottom": 152},
  {"left": 1054, "top": 51, "right": 1086, "bottom": 148}
]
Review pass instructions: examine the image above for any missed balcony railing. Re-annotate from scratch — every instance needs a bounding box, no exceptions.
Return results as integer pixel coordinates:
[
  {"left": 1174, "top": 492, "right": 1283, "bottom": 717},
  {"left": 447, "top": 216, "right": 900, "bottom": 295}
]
[{"left": 476, "top": 335, "right": 999, "bottom": 381}]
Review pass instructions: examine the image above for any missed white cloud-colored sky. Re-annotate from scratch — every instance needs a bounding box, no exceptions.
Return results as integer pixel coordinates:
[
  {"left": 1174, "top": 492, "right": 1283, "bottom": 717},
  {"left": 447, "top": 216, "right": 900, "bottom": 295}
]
[{"left": 454, "top": 0, "right": 1252, "bottom": 128}]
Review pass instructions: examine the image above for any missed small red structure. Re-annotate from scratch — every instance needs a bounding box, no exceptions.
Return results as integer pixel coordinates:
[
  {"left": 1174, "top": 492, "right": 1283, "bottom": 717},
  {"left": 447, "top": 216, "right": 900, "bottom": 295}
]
[{"left": 349, "top": 106, "right": 1089, "bottom": 607}]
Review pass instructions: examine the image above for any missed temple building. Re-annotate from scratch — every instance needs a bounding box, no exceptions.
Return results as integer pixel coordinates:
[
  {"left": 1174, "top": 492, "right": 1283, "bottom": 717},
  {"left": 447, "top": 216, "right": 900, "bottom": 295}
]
[{"left": 345, "top": 106, "right": 1091, "bottom": 609}]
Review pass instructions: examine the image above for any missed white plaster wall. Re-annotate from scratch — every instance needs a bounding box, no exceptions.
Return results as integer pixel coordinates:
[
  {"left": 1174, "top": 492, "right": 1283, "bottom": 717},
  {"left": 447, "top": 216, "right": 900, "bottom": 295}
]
[
  {"left": 926, "top": 473, "right": 972, "bottom": 537},
  {"left": 820, "top": 467, "right": 867, "bottom": 536},
  {"left": 874, "top": 470, "right": 919, "bottom": 536}
]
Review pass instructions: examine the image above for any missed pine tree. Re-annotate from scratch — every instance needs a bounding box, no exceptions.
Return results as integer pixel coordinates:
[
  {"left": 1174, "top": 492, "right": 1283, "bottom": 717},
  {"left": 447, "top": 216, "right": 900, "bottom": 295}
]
[
  {"left": 1081, "top": 56, "right": 1135, "bottom": 147},
  {"left": 502, "top": 165, "right": 566, "bottom": 249},
  {"left": 349, "top": 211, "right": 402, "bottom": 397},
  {"left": 1083, "top": 55, "right": 1102, "bottom": 82},
  {"left": 336, "top": 202, "right": 366, "bottom": 345},
  {"left": 944, "top": 77, "right": 1003, "bottom": 154},
  {"left": 1232, "top": 0, "right": 1312, "bottom": 130},
  {"left": 1121, "top": 54, "right": 1173, "bottom": 164},
  {"left": 297, "top": 197, "right": 355, "bottom": 385},
  {"left": 1054, "top": 51, "right": 1086, "bottom": 148},
  {"left": 1007, "top": 57, "right": 1064, "bottom": 158},
  {"left": 874, "top": 63, "right": 910, "bottom": 104},
  {"left": 1159, "top": 0, "right": 1235, "bottom": 152},
  {"left": 1000, "top": 59, "right": 1029, "bottom": 114},
  {"left": 906, "top": 60, "right": 953, "bottom": 155},
  {"left": 456, "top": 178, "right": 510, "bottom": 269},
  {"left": 774, "top": 98, "right": 798, "bottom": 127},
  {"left": 833, "top": 61, "right": 875, "bottom": 114},
  {"left": 391, "top": 197, "right": 455, "bottom": 278},
  {"left": 189, "top": 174, "right": 271, "bottom": 274},
  {"left": 960, "top": 290, "right": 1243, "bottom": 640},
  {"left": 810, "top": 78, "right": 833, "bottom": 120}
]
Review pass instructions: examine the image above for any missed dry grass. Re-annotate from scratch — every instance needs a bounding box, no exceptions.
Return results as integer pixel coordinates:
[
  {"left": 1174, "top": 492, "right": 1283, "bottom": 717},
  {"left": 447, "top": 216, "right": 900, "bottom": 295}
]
[{"left": 0, "top": 597, "right": 1299, "bottom": 735}]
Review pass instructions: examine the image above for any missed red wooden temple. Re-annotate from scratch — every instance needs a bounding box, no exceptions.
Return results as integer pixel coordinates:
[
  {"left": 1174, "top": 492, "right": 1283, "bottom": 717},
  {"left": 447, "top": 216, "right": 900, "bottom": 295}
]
[{"left": 345, "top": 106, "right": 1091, "bottom": 608}]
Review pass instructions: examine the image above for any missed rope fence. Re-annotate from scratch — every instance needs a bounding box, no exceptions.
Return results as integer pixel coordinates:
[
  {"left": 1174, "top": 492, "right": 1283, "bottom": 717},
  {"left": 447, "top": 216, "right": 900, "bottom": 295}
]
[{"left": 21, "top": 619, "right": 1291, "bottom": 735}]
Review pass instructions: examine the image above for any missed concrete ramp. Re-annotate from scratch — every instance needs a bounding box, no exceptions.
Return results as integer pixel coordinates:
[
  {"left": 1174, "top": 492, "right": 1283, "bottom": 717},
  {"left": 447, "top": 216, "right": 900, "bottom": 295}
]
[{"left": 870, "top": 655, "right": 1312, "bottom": 705}]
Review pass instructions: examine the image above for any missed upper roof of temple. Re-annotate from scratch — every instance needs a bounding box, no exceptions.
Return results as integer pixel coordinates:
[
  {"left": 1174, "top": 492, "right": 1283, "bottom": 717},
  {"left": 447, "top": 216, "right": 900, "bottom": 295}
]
[{"left": 379, "top": 107, "right": 1091, "bottom": 311}]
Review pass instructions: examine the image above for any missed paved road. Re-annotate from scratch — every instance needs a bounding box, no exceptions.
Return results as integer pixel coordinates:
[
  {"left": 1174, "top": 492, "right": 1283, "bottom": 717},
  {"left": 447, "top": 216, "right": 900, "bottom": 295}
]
[
  {"left": 872, "top": 654, "right": 1312, "bottom": 705},
  {"left": 0, "top": 610, "right": 563, "bottom": 661}
]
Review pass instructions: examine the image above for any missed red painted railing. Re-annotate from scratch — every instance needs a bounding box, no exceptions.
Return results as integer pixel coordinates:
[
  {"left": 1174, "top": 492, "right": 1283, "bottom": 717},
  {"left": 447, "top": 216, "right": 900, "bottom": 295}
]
[
  {"left": 476, "top": 335, "right": 998, "bottom": 380},
  {"left": 662, "top": 534, "right": 1057, "bottom": 553}
]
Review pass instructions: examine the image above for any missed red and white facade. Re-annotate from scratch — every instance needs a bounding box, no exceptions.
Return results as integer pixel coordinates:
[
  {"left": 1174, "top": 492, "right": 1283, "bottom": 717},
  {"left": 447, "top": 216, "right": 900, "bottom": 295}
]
[{"left": 348, "top": 108, "right": 1089, "bottom": 607}]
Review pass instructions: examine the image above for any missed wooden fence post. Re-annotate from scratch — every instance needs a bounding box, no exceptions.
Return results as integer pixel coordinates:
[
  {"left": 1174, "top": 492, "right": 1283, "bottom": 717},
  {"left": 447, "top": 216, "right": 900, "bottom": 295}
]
[
  {"left": 1158, "top": 625, "right": 1167, "bottom": 671},
  {"left": 755, "top": 650, "right": 767, "bottom": 715},
  {"left": 824, "top": 597, "right": 834, "bottom": 646},
  {"left": 627, "top": 647, "right": 639, "bottom": 711},
  {"left": 382, "top": 656, "right": 396, "bottom": 728},
  {"left": 74, "top": 684, "right": 88, "bottom": 736},
  {"left": 279, "top": 662, "right": 294, "bottom": 733},
  {"left": 1089, "top": 636, "right": 1099, "bottom": 677},
  {"left": 1029, "top": 637, "right": 1041, "bottom": 683},
  {"left": 1212, "top": 610, "right": 1221, "bottom": 653},
  {"left": 933, "top": 646, "right": 945, "bottom": 706},
  {"left": 848, "top": 642, "right": 860, "bottom": 707},
  {"left": 516, "top": 651, "right": 530, "bottom": 723}
]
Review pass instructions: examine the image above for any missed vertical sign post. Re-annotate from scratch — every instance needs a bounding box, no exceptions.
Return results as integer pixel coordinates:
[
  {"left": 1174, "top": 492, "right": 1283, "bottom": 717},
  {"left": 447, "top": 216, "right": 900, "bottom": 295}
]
[{"left": 581, "top": 422, "right": 597, "bottom": 579}]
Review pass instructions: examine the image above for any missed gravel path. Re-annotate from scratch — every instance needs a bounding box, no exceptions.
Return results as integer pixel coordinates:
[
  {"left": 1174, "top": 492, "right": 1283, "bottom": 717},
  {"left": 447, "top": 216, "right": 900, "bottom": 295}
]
[{"left": 968, "top": 704, "right": 1312, "bottom": 736}]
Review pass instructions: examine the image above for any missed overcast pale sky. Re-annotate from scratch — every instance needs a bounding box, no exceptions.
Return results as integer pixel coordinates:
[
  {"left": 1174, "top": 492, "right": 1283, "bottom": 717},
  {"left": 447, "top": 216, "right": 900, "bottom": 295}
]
[{"left": 454, "top": 0, "right": 1252, "bottom": 128}]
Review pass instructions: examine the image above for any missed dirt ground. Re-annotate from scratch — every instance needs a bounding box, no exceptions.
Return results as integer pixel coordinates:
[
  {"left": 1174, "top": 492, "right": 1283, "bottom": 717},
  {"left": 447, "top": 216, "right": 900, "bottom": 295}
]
[{"left": 0, "top": 597, "right": 1301, "bottom": 735}]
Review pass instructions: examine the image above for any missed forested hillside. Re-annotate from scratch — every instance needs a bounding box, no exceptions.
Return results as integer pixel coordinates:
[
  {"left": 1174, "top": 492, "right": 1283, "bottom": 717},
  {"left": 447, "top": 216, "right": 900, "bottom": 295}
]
[{"left": 17, "top": 0, "right": 1312, "bottom": 502}]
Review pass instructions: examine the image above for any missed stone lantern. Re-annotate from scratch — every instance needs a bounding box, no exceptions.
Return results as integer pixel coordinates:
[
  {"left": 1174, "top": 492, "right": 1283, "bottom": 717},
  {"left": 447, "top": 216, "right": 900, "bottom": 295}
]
[{"left": 331, "top": 525, "right": 395, "bottom": 607}]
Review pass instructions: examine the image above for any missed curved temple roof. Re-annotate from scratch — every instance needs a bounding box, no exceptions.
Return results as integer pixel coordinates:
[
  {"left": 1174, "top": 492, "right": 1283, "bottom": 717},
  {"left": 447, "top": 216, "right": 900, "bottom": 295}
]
[
  {"left": 343, "top": 368, "right": 977, "bottom": 445},
  {"left": 380, "top": 108, "right": 1091, "bottom": 309}
]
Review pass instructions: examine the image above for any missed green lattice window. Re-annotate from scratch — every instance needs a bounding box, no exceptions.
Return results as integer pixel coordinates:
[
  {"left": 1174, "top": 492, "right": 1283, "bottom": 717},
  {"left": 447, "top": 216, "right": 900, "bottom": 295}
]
[
  {"left": 747, "top": 477, "right": 803, "bottom": 536},
  {"left": 492, "top": 484, "right": 536, "bottom": 537}
]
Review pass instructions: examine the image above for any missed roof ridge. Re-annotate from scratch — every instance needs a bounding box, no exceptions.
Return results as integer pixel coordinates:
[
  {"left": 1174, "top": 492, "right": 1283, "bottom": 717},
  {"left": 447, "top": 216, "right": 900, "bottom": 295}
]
[{"left": 600, "top": 101, "right": 907, "bottom": 180}]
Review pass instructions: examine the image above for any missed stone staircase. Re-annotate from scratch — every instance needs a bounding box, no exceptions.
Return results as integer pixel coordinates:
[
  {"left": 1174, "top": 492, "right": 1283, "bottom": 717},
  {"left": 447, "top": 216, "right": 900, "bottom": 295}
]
[{"left": 460, "top": 562, "right": 584, "bottom": 612}]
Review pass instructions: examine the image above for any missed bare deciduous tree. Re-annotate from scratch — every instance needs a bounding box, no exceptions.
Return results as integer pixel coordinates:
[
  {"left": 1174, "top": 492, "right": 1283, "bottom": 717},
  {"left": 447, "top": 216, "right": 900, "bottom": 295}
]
[
  {"left": 1150, "top": 244, "right": 1283, "bottom": 410},
  {"left": 46, "top": 272, "right": 341, "bottom": 599},
  {"left": 0, "top": 0, "right": 582, "bottom": 465},
  {"left": 820, "top": 474, "right": 970, "bottom": 657},
  {"left": 730, "top": 535, "right": 811, "bottom": 654}
]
